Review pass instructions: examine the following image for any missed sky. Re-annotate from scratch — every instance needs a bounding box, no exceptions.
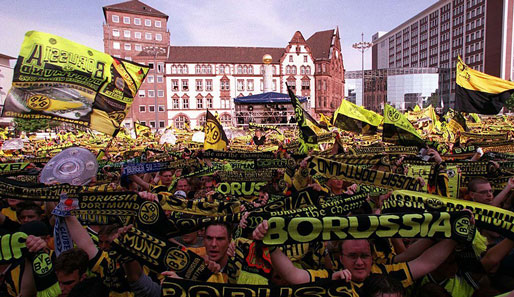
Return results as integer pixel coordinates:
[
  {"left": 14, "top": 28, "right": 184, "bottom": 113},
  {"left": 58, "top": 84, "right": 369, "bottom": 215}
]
[{"left": 0, "top": 0, "right": 438, "bottom": 71}]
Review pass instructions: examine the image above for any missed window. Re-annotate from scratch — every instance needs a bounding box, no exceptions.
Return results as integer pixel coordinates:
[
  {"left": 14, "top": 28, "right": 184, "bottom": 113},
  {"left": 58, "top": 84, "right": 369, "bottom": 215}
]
[
  {"left": 113, "top": 42, "right": 120, "bottom": 50},
  {"left": 156, "top": 34, "right": 162, "bottom": 41},
  {"left": 155, "top": 21, "right": 161, "bottom": 28},
  {"left": 157, "top": 76, "right": 163, "bottom": 83},
  {"left": 247, "top": 80, "right": 254, "bottom": 91},
  {"left": 172, "top": 80, "right": 179, "bottom": 91},
  {"left": 134, "top": 18, "right": 141, "bottom": 25},
  {"left": 302, "top": 80, "right": 310, "bottom": 90},
  {"left": 175, "top": 115, "right": 188, "bottom": 129},
  {"left": 197, "top": 97, "right": 203, "bottom": 109},
  {"left": 135, "top": 32, "right": 141, "bottom": 39},
  {"left": 112, "top": 29, "right": 120, "bottom": 37},
  {"left": 150, "top": 121, "right": 155, "bottom": 128},
  {"left": 145, "top": 19, "right": 151, "bottom": 26},
  {"left": 173, "top": 98, "right": 179, "bottom": 109},
  {"left": 237, "top": 65, "right": 243, "bottom": 74},
  {"left": 158, "top": 105, "right": 165, "bottom": 112},
  {"left": 139, "top": 105, "right": 146, "bottom": 112},
  {"left": 159, "top": 121, "right": 165, "bottom": 128},
  {"left": 158, "top": 90, "right": 164, "bottom": 97},
  {"left": 145, "top": 33, "right": 152, "bottom": 40},
  {"left": 221, "top": 97, "right": 230, "bottom": 109},
  {"left": 196, "top": 80, "right": 203, "bottom": 91},
  {"left": 148, "top": 90, "right": 155, "bottom": 97},
  {"left": 124, "top": 44, "right": 131, "bottom": 50},
  {"left": 206, "top": 80, "right": 213, "bottom": 91},
  {"left": 248, "top": 66, "right": 253, "bottom": 74},
  {"left": 123, "top": 16, "right": 130, "bottom": 24},
  {"left": 147, "top": 75, "right": 154, "bottom": 83},
  {"left": 289, "top": 56, "right": 293, "bottom": 62},
  {"left": 182, "top": 80, "right": 189, "bottom": 91},
  {"left": 237, "top": 79, "right": 244, "bottom": 91},
  {"left": 183, "top": 97, "right": 189, "bottom": 109},
  {"left": 157, "top": 63, "right": 164, "bottom": 73},
  {"left": 140, "top": 121, "right": 146, "bottom": 126},
  {"left": 221, "top": 80, "right": 229, "bottom": 91},
  {"left": 138, "top": 90, "right": 145, "bottom": 97},
  {"left": 220, "top": 114, "right": 231, "bottom": 126},
  {"left": 135, "top": 44, "right": 142, "bottom": 51},
  {"left": 304, "top": 55, "right": 308, "bottom": 63},
  {"left": 112, "top": 15, "right": 119, "bottom": 23},
  {"left": 207, "top": 98, "right": 213, "bottom": 108},
  {"left": 124, "top": 30, "right": 130, "bottom": 38},
  {"left": 149, "top": 105, "right": 155, "bottom": 112}
]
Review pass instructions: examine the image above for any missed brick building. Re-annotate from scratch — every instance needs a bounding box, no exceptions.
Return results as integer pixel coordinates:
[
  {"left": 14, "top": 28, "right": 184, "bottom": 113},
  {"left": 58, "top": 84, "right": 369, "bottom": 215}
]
[{"left": 372, "top": 0, "right": 514, "bottom": 108}]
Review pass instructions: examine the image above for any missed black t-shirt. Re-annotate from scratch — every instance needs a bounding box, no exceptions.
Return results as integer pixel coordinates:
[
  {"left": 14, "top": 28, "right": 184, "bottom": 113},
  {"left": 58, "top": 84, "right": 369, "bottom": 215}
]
[{"left": 253, "top": 136, "right": 266, "bottom": 145}]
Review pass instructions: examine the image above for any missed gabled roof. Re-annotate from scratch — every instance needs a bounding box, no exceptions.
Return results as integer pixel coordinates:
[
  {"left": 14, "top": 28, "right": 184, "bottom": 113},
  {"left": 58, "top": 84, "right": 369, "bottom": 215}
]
[
  {"left": 289, "top": 31, "right": 307, "bottom": 45},
  {"left": 166, "top": 46, "right": 285, "bottom": 64},
  {"left": 103, "top": 0, "right": 168, "bottom": 20},
  {"left": 306, "top": 29, "right": 335, "bottom": 60}
]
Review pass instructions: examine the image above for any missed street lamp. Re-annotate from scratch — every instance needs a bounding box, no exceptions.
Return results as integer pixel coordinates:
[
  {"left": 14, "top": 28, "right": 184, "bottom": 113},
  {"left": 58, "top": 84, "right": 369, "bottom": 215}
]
[
  {"left": 143, "top": 45, "right": 166, "bottom": 132},
  {"left": 352, "top": 33, "right": 373, "bottom": 107}
]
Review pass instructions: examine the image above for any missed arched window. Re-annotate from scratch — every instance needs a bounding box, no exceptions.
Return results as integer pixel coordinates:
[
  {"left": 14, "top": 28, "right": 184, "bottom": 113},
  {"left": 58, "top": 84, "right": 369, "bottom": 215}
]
[
  {"left": 243, "top": 66, "right": 247, "bottom": 74},
  {"left": 195, "top": 65, "right": 201, "bottom": 73},
  {"left": 248, "top": 66, "right": 253, "bottom": 74},
  {"left": 219, "top": 65, "right": 225, "bottom": 74},
  {"left": 286, "top": 66, "right": 291, "bottom": 74},
  {"left": 292, "top": 66, "right": 297, "bottom": 74},
  {"left": 197, "top": 114, "right": 206, "bottom": 127},
  {"left": 183, "top": 65, "right": 188, "bottom": 74},
  {"left": 174, "top": 115, "right": 189, "bottom": 129},
  {"left": 306, "top": 66, "right": 311, "bottom": 75},
  {"left": 220, "top": 114, "right": 232, "bottom": 126},
  {"left": 237, "top": 65, "right": 243, "bottom": 74}
]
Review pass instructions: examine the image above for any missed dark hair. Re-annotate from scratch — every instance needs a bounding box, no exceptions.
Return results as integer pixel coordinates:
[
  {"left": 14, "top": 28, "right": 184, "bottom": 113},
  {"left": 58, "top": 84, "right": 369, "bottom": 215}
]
[
  {"left": 361, "top": 274, "right": 405, "bottom": 297},
  {"left": 205, "top": 222, "right": 233, "bottom": 238},
  {"left": 54, "top": 248, "right": 89, "bottom": 275},
  {"left": 68, "top": 277, "right": 108, "bottom": 297},
  {"left": 468, "top": 177, "right": 490, "bottom": 192},
  {"left": 15, "top": 201, "right": 43, "bottom": 218}
]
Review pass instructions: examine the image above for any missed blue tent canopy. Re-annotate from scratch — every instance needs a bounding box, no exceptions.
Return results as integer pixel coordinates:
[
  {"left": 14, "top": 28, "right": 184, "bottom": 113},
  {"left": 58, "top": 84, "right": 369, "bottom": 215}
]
[{"left": 233, "top": 92, "right": 307, "bottom": 104}]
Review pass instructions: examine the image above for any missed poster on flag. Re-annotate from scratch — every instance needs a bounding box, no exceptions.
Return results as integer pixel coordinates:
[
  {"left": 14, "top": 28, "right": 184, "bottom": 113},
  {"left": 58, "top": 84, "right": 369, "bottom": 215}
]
[
  {"left": 2, "top": 31, "right": 149, "bottom": 135},
  {"left": 332, "top": 99, "right": 383, "bottom": 135}
]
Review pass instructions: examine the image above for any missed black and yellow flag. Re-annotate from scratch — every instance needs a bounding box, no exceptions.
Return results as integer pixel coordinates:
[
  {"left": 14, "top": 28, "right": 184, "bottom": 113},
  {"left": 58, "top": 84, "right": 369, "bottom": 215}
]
[
  {"left": 332, "top": 99, "right": 383, "bottom": 135},
  {"left": 2, "top": 31, "right": 149, "bottom": 135},
  {"left": 383, "top": 104, "right": 424, "bottom": 146},
  {"left": 204, "top": 110, "right": 228, "bottom": 150},
  {"left": 134, "top": 121, "right": 151, "bottom": 138},
  {"left": 287, "top": 85, "right": 324, "bottom": 144},
  {"left": 455, "top": 57, "right": 514, "bottom": 114}
]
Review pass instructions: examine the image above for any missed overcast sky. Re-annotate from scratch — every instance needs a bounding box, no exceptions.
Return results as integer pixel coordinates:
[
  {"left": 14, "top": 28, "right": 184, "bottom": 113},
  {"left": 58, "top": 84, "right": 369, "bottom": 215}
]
[{"left": 0, "top": 0, "right": 438, "bottom": 71}]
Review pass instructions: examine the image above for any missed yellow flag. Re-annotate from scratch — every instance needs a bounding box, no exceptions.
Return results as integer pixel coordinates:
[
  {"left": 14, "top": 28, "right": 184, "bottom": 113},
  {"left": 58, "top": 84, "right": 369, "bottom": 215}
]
[{"left": 204, "top": 110, "right": 228, "bottom": 150}]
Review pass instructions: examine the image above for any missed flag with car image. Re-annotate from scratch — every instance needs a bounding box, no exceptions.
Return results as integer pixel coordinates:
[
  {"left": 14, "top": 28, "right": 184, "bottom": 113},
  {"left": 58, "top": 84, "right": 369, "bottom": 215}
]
[{"left": 2, "top": 31, "right": 149, "bottom": 136}]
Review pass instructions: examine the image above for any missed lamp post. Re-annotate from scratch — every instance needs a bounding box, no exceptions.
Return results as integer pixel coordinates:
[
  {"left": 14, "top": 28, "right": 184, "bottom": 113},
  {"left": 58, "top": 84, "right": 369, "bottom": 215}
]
[
  {"left": 143, "top": 45, "right": 166, "bottom": 132},
  {"left": 352, "top": 33, "right": 373, "bottom": 107}
]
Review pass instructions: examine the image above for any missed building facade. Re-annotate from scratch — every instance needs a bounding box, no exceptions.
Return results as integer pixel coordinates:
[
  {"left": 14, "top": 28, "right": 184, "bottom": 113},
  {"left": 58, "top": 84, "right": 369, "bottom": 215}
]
[
  {"left": 103, "top": 1, "right": 344, "bottom": 129},
  {"left": 346, "top": 68, "right": 450, "bottom": 112},
  {"left": 0, "top": 54, "right": 16, "bottom": 125},
  {"left": 102, "top": 0, "right": 169, "bottom": 129},
  {"left": 372, "top": 0, "right": 514, "bottom": 108}
]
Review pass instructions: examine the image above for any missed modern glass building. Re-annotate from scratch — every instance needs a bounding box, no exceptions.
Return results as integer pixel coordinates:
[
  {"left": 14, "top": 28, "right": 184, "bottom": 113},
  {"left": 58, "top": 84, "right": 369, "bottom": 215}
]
[{"left": 346, "top": 67, "right": 450, "bottom": 112}]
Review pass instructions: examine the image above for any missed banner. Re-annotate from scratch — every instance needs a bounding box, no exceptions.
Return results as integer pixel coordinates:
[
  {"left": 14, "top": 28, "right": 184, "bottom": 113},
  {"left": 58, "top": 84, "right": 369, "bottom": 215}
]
[
  {"left": 287, "top": 85, "right": 324, "bottom": 144},
  {"left": 309, "top": 156, "right": 422, "bottom": 191},
  {"left": 384, "top": 190, "right": 514, "bottom": 240},
  {"left": 162, "top": 278, "right": 356, "bottom": 297},
  {"left": 113, "top": 227, "right": 212, "bottom": 281},
  {"left": 202, "top": 150, "right": 275, "bottom": 160},
  {"left": 2, "top": 31, "right": 149, "bottom": 135},
  {"left": 0, "top": 232, "right": 28, "bottom": 263},
  {"left": 204, "top": 110, "right": 228, "bottom": 151},
  {"left": 332, "top": 99, "right": 383, "bottom": 135},
  {"left": 134, "top": 122, "right": 151, "bottom": 138},
  {"left": 455, "top": 56, "right": 514, "bottom": 115},
  {"left": 263, "top": 212, "right": 474, "bottom": 245}
]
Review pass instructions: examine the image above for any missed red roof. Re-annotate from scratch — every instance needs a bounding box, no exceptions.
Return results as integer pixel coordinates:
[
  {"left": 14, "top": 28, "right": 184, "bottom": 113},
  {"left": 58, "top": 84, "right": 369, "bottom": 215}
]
[
  {"left": 0, "top": 53, "right": 16, "bottom": 60},
  {"left": 306, "top": 29, "right": 334, "bottom": 60},
  {"left": 103, "top": 0, "right": 168, "bottom": 20},
  {"left": 166, "top": 46, "right": 285, "bottom": 64}
]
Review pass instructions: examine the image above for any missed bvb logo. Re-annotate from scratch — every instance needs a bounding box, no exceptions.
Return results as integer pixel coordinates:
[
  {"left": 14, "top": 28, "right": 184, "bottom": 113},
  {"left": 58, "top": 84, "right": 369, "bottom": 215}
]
[
  {"left": 27, "top": 95, "right": 50, "bottom": 111},
  {"left": 205, "top": 121, "right": 220, "bottom": 144},
  {"left": 426, "top": 198, "right": 444, "bottom": 210},
  {"left": 387, "top": 108, "right": 401, "bottom": 122},
  {"left": 109, "top": 111, "right": 125, "bottom": 122},
  {"left": 138, "top": 201, "right": 159, "bottom": 225},
  {"left": 33, "top": 253, "right": 52, "bottom": 276},
  {"left": 453, "top": 217, "right": 471, "bottom": 237},
  {"left": 164, "top": 248, "right": 189, "bottom": 271}
]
